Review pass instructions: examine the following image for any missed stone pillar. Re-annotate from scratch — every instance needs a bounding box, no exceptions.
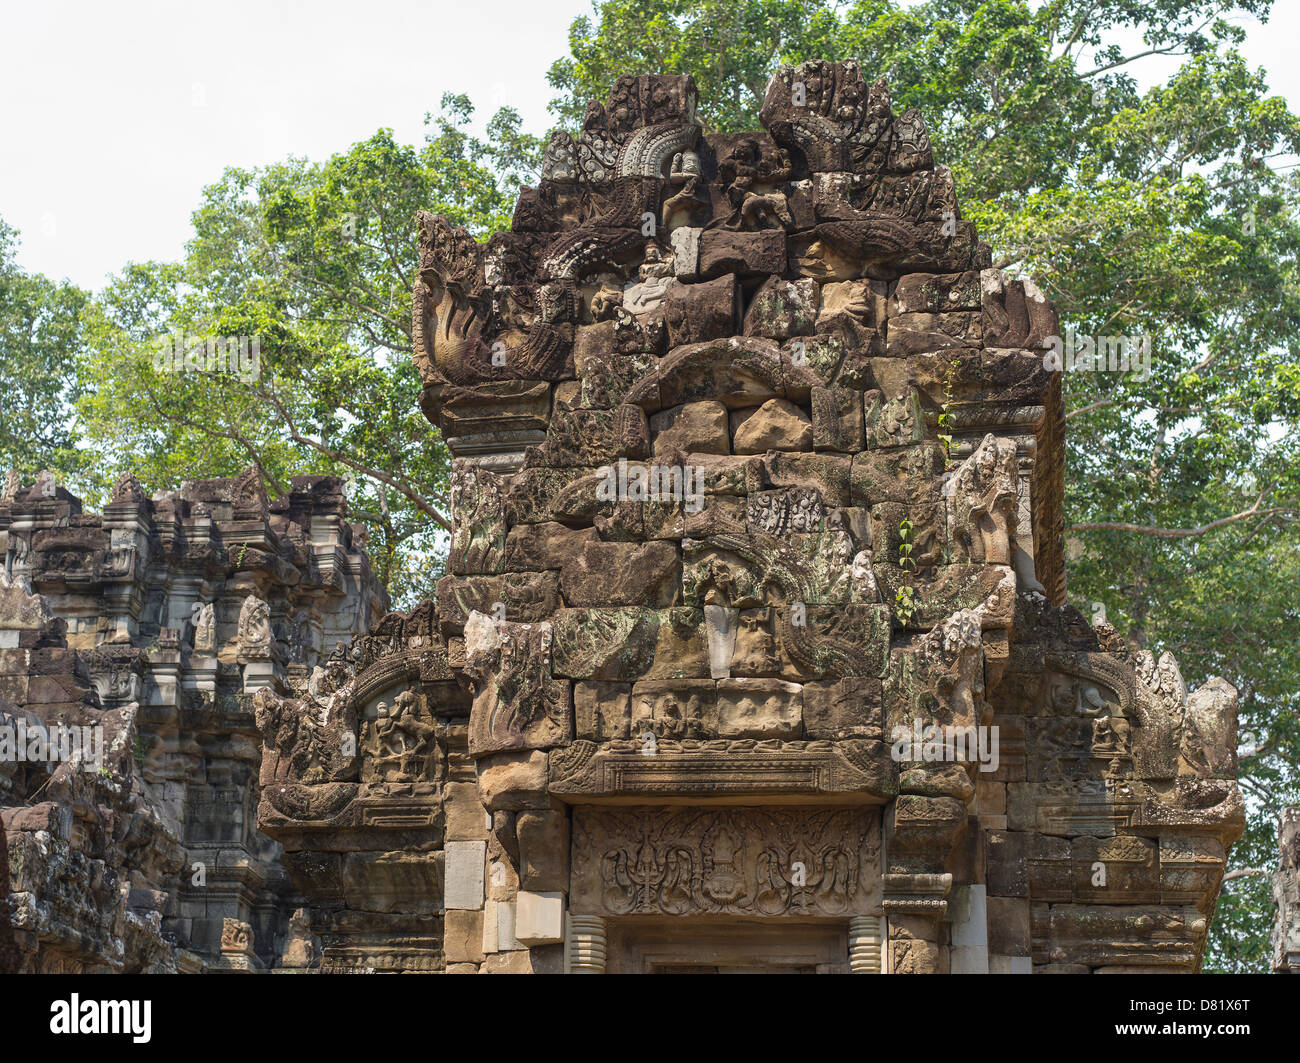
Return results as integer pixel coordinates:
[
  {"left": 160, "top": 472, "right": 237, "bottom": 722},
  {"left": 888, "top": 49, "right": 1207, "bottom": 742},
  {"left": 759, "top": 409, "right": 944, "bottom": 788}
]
[
  {"left": 567, "top": 915, "right": 607, "bottom": 974},
  {"left": 949, "top": 884, "right": 989, "bottom": 973},
  {"left": 848, "top": 914, "right": 885, "bottom": 973},
  {"left": 883, "top": 872, "right": 952, "bottom": 974}
]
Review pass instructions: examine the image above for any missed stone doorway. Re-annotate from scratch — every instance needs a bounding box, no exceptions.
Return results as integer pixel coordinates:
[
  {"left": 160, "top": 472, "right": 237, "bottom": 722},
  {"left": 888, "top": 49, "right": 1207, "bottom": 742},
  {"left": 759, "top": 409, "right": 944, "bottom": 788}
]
[{"left": 604, "top": 919, "right": 849, "bottom": 974}]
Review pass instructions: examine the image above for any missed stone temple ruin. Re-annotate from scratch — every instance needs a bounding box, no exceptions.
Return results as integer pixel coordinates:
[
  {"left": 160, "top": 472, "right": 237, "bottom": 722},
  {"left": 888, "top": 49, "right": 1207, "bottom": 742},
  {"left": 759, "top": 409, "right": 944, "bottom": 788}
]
[
  {"left": 0, "top": 469, "right": 384, "bottom": 971},
  {"left": 259, "top": 64, "right": 1244, "bottom": 973},
  {"left": 2, "top": 63, "right": 1245, "bottom": 974}
]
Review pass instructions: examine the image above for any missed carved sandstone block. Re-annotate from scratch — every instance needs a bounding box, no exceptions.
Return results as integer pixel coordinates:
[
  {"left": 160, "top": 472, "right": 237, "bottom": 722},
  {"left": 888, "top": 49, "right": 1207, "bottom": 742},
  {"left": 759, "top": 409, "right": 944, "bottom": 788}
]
[
  {"left": 650, "top": 400, "right": 730, "bottom": 455},
  {"left": 574, "top": 681, "right": 631, "bottom": 740},
  {"left": 742, "top": 276, "right": 818, "bottom": 339},
  {"left": 475, "top": 750, "right": 550, "bottom": 812},
  {"left": 559, "top": 541, "right": 681, "bottom": 608},
  {"left": 464, "top": 614, "right": 572, "bottom": 757},
  {"left": 981, "top": 269, "right": 1058, "bottom": 350},
  {"left": 516, "top": 811, "right": 570, "bottom": 893},
  {"left": 699, "top": 229, "right": 787, "bottom": 279},
  {"left": 550, "top": 608, "right": 659, "bottom": 680},
  {"left": 818, "top": 278, "right": 888, "bottom": 330},
  {"left": 570, "top": 806, "right": 883, "bottom": 917},
  {"left": 502, "top": 522, "right": 598, "bottom": 572},
  {"left": 631, "top": 678, "right": 718, "bottom": 738},
  {"left": 850, "top": 444, "right": 944, "bottom": 506},
  {"left": 435, "top": 572, "right": 561, "bottom": 634},
  {"left": 716, "top": 678, "right": 802, "bottom": 738},
  {"left": 644, "top": 607, "right": 711, "bottom": 679},
  {"left": 811, "top": 385, "right": 865, "bottom": 453},
  {"left": 892, "top": 271, "right": 981, "bottom": 315},
  {"left": 802, "top": 677, "right": 884, "bottom": 739},
  {"left": 731, "top": 398, "right": 813, "bottom": 453},
  {"left": 747, "top": 451, "right": 852, "bottom": 506},
  {"left": 662, "top": 273, "right": 739, "bottom": 348}
]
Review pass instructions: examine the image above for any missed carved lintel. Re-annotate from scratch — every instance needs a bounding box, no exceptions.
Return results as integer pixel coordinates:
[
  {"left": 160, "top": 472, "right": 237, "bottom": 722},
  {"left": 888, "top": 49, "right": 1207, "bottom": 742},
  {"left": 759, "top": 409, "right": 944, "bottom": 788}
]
[
  {"left": 571, "top": 806, "right": 882, "bottom": 918},
  {"left": 548, "top": 738, "right": 896, "bottom": 802}
]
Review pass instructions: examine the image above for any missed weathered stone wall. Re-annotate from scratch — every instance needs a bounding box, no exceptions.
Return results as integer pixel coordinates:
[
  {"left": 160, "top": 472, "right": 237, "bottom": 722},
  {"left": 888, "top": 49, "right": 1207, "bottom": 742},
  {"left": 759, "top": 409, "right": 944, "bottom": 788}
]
[
  {"left": 251, "top": 63, "right": 1242, "bottom": 974},
  {"left": 0, "top": 469, "right": 385, "bottom": 971}
]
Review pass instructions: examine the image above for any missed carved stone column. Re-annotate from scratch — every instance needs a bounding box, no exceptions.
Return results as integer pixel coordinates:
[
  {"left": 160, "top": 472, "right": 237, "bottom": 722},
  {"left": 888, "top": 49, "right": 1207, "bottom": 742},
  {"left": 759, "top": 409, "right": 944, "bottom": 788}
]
[
  {"left": 567, "top": 915, "right": 607, "bottom": 974},
  {"left": 848, "top": 915, "right": 885, "bottom": 973}
]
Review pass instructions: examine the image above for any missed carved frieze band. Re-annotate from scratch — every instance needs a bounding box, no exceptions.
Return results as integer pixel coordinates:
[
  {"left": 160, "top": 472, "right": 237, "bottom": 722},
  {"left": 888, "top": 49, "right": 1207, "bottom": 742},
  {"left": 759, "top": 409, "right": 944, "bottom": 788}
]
[
  {"left": 570, "top": 806, "right": 882, "bottom": 918},
  {"left": 549, "top": 738, "right": 895, "bottom": 800}
]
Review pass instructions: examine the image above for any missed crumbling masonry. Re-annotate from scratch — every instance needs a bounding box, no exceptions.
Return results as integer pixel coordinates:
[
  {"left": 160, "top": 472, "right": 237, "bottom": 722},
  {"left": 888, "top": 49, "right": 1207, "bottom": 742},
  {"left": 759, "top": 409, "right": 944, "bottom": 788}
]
[
  {"left": 0, "top": 469, "right": 384, "bottom": 971},
  {"left": 253, "top": 64, "right": 1243, "bottom": 973},
  {"left": 2, "top": 63, "right": 1243, "bottom": 974}
]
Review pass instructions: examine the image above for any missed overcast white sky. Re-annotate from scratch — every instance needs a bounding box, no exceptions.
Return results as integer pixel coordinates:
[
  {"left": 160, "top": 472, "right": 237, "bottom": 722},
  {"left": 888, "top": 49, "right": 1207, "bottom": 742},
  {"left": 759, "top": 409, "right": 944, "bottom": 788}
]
[{"left": 1, "top": 0, "right": 1296, "bottom": 291}]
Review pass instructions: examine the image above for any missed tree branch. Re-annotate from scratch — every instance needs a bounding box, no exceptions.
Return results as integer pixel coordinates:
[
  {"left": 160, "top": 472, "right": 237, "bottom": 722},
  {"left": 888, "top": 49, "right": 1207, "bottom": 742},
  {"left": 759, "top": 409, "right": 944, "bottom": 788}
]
[
  {"left": 1071, "top": 506, "right": 1298, "bottom": 539},
  {"left": 257, "top": 387, "right": 451, "bottom": 531}
]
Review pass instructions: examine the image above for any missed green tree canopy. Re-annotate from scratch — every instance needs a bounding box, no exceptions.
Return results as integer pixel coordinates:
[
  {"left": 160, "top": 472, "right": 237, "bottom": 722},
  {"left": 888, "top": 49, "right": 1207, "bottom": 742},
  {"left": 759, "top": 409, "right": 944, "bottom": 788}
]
[
  {"left": 0, "top": 219, "right": 88, "bottom": 478},
  {"left": 75, "top": 96, "right": 542, "bottom": 604}
]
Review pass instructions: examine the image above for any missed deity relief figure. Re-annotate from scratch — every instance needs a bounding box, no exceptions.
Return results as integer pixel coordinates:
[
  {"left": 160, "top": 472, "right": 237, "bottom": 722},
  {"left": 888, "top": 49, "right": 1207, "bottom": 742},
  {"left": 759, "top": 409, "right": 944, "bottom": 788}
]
[
  {"left": 110, "top": 471, "right": 145, "bottom": 503},
  {"left": 190, "top": 601, "right": 216, "bottom": 653},
  {"left": 220, "top": 918, "right": 254, "bottom": 956},
  {"left": 280, "top": 908, "right": 319, "bottom": 969},
  {"left": 289, "top": 610, "right": 318, "bottom": 665},
  {"left": 363, "top": 688, "right": 436, "bottom": 783},
  {"left": 730, "top": 609, "right": 778, "bottom": 676},
  {"left": 713, "top": 135, "right": 795, "bottom": 231},
  {"left": 865, "top": 390, "right": 924, "bottom": 449},
  {"left": 849, "top": 548, "right": 883, "bottom": 603},
  {"left": 589, "top": 284, "right": 624, "bottom": 321},
  {"left": 1091, "top": 714, "right": 1126, "bottom": 755},
  {"left": 237, "top": 594, "right": 273, "bottom": 656},
  {"left": 621, "top": 242, "right": 676, "bottom": 315},
  {"left": 662, "top": 149, "right": 707, "bottom": 228}
]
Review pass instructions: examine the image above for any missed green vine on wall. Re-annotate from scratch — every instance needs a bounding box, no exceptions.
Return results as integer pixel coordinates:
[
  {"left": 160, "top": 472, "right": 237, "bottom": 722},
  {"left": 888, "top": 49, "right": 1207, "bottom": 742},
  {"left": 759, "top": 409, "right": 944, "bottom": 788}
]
[
  {"left": 938, "top": 356, "right": 957, "bottom": 469},
  {"left": 895, "top": 517, "right": 918, "bottom": 626}
]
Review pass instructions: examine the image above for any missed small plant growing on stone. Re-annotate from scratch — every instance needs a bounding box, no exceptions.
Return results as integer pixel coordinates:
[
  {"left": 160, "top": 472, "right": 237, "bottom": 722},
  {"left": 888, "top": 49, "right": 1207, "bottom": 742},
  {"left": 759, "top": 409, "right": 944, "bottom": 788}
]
[
  {"left": 895, "top": 518, "right": 918, "bottom": 626},
  {"left": 895, "top": 584, "right": 917, "bottom": 626},
  {"left": 133, "top": 734, "right": 148, "bottom": 769},
  {"left": 233, "top": 543, "right": 248, "bottom": 567},
  {"left": 938, "top": 356, "right": 957, "bottom": 468},
  {"left": 97, "top": 764, "right": 113, "bottom": 780},
  {"left": 898, "top": 517, "right": 916, "bottom": 572}
]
